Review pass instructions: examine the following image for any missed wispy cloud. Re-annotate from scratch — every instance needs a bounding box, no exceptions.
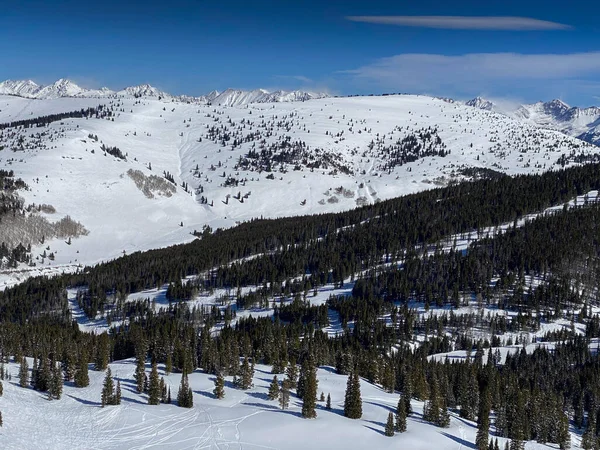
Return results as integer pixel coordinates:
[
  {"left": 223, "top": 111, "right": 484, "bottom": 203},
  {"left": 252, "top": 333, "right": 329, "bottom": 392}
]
[
  {"left": 345, "top": 16, "right": 571, "bottom": 31},
  {"left": 273, "top": 75, "right": 314, "bottom": 84},
  {"left": 340, "top": 52, "right": 600, "bottom": 101}
]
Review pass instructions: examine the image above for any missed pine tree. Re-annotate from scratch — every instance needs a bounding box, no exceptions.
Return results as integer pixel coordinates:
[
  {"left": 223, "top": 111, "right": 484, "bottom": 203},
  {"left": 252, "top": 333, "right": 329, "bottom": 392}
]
[
  {"left": 177, "top": 372, "right": 193, "bottom": 408},
  {"left": 238, "top": 356, "right": 254, "bottom": 390},
  {"left": 0, "top": 411, "right": 2, "bottom": 427},
  {"left": 285, "top": 360, "right": 298, "bottom": 389},
  {"left": 74, "top": 351, "right": 89, "bottom": 388},
  {"left": 213, "top": 373, "right": 225, "bottom": 399},
  {"left": 344, "top": 371, "right": 362, "bottom": 419},
  {"left": 423, "top": 374, "right": 449, "bottom": 427},
  {"left": 101, "top": 367, "right": 115, "bottom": 407},
  {"left": 301, "top": 355, "right": 318, "bottom": 419},
  {"left": 0, "top": 381, "right": 2, "bottom": 397},
  {"left": 476, "top": 387, "right": 491, "bottom": 450},
  {"left": 395, "top": 395, "right": 407, "bottom": 432},
  {"left": 19, "top": 357, "right": 28, "bottom": 388},
  {"left": 279, "top": 379, "right": 290, "bottom": 410},
  {"left": 167, "top": 386, "right": 172, "bottom": 404},
  {"left": 48, "top": 363, "right": 63, "bottom": 400},
  {"left": 326, "top": 393, "right": 331, "bottom": 410},
  {"left": 402, "top": 372, "right": 413, "bottom": 416},
  {"left": 95, "top": 333, "right": 110, "bottom": 371},
  {"left": 134, "top": 353, "right": 146, "bottom": 394},
  {"left": 115, "top": 380, "right": 122, "bottom": 405},
  {"left": 148, "top": 362, "right": 161, "bottom": 405},
  {"left": 385, "top": 412, "right": 395, "bottom": 436},
  {"left": 268, "top": 376, "right": 280, "bottom": 400}
]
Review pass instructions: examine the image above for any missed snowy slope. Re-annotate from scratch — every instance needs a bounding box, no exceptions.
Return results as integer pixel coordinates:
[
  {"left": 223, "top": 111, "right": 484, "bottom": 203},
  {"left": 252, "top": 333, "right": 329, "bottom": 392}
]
[
  {"left": 0, "top": 93, "right": 597, "bottom": 287},
  {"left": 0, "top": 359, "right": 565, "bottom": 450}
]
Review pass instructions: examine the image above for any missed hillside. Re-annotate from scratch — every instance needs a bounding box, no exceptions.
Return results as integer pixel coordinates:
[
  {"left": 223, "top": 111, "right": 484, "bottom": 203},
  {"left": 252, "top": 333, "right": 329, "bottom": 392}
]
[{"left": 1, "top": 92, "right": 597, "bottom": 287}]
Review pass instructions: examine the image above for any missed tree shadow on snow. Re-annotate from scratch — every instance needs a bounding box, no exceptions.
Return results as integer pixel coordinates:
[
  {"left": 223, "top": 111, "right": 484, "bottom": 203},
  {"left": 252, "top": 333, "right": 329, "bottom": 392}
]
[
  {"left": 363, "top": 424, "right": 386, "bottom": 436},
  {"left": 246, "top": 391, "right": 269, "bottom": 401},
  {"left": 195, "top": 390, "right": 216, "bottom": 399},
  {"left": 121, "top": 396, "right": 147, "bottom": 406},
  {"left": 242, "top": 401, "right": 281, "bottom": 411},
  {"left": 441, "top": 432, "right": 476, "bottom": 449},
  {"left": 364, "top": 400, "right": 395, "bottom": 414},
  {"left": 67, "top": 394, "right": 102, "bottom": 407}
]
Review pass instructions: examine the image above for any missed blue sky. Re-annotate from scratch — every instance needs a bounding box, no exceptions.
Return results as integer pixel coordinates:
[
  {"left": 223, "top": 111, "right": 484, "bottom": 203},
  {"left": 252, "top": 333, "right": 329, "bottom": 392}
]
[{"left": 1, "top": 0, "right": 599, "bottom": 105}]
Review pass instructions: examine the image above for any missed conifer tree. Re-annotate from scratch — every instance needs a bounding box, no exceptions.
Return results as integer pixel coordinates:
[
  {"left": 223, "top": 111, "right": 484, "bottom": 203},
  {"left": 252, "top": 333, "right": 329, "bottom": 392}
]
[
  {"left": 167, "top": 386, "right": 172, "bottom": 404},
  {"left": 0, "top": 380, "right": 2, "bottom": 397},
  {"left": 344, "top": 371, "right": 362, "bottom": 419},
  {"left": 177, "top": 371, "right": 193, "bottom": 408},
  {"left": 268, "top": 376, "right": 280, "bottom": 400},
  {"left": 385, "top": 412, "right": 395, "bottom": 436},
  {"left": 320, "top": 392, "right": 325, "bottom": 402},
  {"left": 476, "top": 387, "right": 491, "bottom": 450},
  {"left": 285, "top": 360, "right": 298, "bottom": 389},
  {"left": 213, "top": 373, "right": 225, "bottom": 399},
  {"left": 0, "top": 411, "right": 2, "bottom": 427},
  {"left": 19, "top": 357, "right": 28, "bottom": 388},
  {"left": 95, "top": 333, "right": 110, "bottom": 371},
  {"left": 301, "top": 356, "right": 318, "bottom": 419},
  {"left": 74, "top": 351, "right": 89, "bottom": 388},
  {"left": 48, "top": 363, "right": 63, "bottom": 400},
  {"left": 279, "top": 379, "right": 290, "bottom": 410},
  {"left": 395, "top": 395, "right": 407, "bottom": 432},
  {"left": 115, "top": 380, "right": 122, "bottom": 405},
  {"left": 326, "top": 393, "right": 331, "bottom": 410},
  {"left": 101, "top": 367, "right": 115, "bottom": 407},
  {"left": 148, "top": 362, "right": 161, "bottom": 405},
  {"left": 134, "top": 351, "right": 146, "bottom": 394},
  {"left": 402, "top": 372, "right": 413, "bottom": 415}
]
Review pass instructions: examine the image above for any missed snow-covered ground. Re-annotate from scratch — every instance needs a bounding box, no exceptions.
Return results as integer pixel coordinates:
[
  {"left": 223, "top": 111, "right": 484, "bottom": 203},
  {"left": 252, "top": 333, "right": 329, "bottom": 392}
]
[{"left": 0, "top": 359, "right": 570, "bottom": 450}]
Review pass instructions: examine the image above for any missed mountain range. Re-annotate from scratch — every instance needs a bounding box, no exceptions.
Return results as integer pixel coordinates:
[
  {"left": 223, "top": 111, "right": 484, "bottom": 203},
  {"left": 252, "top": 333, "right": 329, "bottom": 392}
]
[
  {"left": 466, "top": 96, "right": 600, "bottom": 146},
  {"left": 0, "top": 78, "right": 329, "bottom": 107}
]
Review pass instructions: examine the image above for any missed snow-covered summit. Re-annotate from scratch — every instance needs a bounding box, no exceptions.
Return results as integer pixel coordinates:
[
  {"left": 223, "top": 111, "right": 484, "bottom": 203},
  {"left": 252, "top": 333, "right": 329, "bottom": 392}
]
[
  {"left": 118, "top": 83, "right": 168, "bottom": 98},
  {"left": 0, "top": 79, "right": 41, "bottom": 97},
  {"left": 465, "top": 96, "right": 495, "bottom": 111}
]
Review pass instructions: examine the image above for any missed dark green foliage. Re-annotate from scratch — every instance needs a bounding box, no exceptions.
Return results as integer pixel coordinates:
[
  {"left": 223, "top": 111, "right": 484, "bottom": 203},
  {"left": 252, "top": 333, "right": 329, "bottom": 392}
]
[
  {"left": 177, "top": 372, "right": 193, "bottom": 408},
  {"left": 101, "top": 367, "right": 119, "bottom": 407},
  {"left": 213, "top": 373, "right": 225, "bottom": 399},
  {"left": 74, "top": 351, "right": 89, "bottom": 388},
  {"left": 148, "top": 362, "right": 161, "bottom": 405},
  {"left": 344, "top": 371, "right": 362, "bottom": 419},
  {"left": 385, "top": 412, "right": 395, "bottom": 436},
  {"left": 19, "top": 357, "right": 28, "bottom": 388},
  {"left": 268, "top": 376, "right": 279, "bottom": 400},
  {"left": 279, "top": 379, "right": 290, "bottom": 410},
  {"left": 395, "top": 396, "right": 407, "bottom": 432},
  {"left": 301, "top": 356, "right": 318, "bottom": 419},
  {"left": 326, "top": 393, "right": 331, "bottom": 410}
]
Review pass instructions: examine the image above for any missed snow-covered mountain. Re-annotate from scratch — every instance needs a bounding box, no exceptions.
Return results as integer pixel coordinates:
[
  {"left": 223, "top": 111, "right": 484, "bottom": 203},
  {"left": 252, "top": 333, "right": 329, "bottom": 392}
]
[
  {"left": 465, "top": 96, "right": 494, "bottom": 111},
  {"left": 210, "top": 88, "right": 328, "bottom": 106},
  {"left": 0, "top": 78, "right": 329, "bottom": 106},
  {"left": 465, "top": 96, "right": 600, "bottom": 146},
  {"left": 1, "top": 92, "right": 597, "bottom": 288}
]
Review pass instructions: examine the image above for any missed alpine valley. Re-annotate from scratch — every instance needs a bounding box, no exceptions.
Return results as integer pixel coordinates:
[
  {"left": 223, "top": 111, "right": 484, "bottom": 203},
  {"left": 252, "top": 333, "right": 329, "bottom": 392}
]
[{"left": 1, "top": 78, "right": 600, "bottom": 450}]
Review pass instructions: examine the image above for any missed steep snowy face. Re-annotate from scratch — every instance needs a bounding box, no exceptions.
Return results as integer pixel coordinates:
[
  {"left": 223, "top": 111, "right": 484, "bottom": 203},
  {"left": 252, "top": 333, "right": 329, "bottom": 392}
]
[
  {"left": 465, "top": 97, "right": 495, "bottom": 111},
  {"left": 118, "top": 84, "right": 169, "bottom": 98},
  {"left": 0, "top": 79, "right": 41, "bottom": 97},
  {"left": 210, "top": 88, "right": 329, "bottom": 106},
  {"left": 34, "top": 79, "right": 88, "bottom": 99}
]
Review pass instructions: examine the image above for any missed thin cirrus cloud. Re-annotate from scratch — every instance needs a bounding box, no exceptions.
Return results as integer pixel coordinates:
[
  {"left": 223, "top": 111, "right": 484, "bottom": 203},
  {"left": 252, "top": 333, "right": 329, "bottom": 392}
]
[
  {"left": 345, "top": 16, "right": 571, "bottom": 31},
  {"left": 341, "top": 52, "right": 600, "bottom": 97}
]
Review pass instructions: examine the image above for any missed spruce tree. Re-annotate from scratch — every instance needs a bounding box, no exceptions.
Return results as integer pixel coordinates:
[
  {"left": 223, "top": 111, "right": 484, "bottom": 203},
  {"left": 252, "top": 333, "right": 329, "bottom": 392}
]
[
  {"left": 134, "top": 353, "right": 146, "bottom": 394},
  {"left": 395, "top": 395, "right": 407, "bottom": 432},
  {"left": 279, "top": 379, "right": 290, "bottom": 410},
  {"left": 19, "top": 357, "right": 28, "bottom": 388},
  {"left": 95, "top": 333, "right": 110, "bottom": 371},
  {"left": 268, "top": 376, "right": 280, "bottom": 400},
  {"left": 48, "top": 363, "right": 63, "bottom": 400},
  {"left": 74, "top": 351, "right": 89, "bottom": 388},
  {"left": 213, "top": 373, "right": 225, "bottom": 399},
  {"left": 385, "top": 412, "right": 395, "bottom": 436},
  {"left": 0, "top": 411, "right": 2, "bottom": 427},
  {"left": 148, "top": 362, "right": 161, "bottom": 405},
  {"left": 476, "top": 387, "right": 491, "bottom": 450},
  {"left": 0, "top": 380, "right": 2, "bottom": 397},
  {"left": 301, "top": 356, "right": 318, "bottom": 419},
  {"left": 101, "top": 367, "right": 115, "bottom": 407},
  {"left": 344, "top": 371, "right": 362, "bottom": 419},
  {"left": 177, "top": 372, "right": 193, "bottom": 408},
  {"left": 285, "top": 360, "right": 298, "bottom": 389},
  {"left": 115, "top": 380, "right": 122, "bottom": 405},
  {"left": 326, "top": 393, "right": 331, "bottom": 410}
]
